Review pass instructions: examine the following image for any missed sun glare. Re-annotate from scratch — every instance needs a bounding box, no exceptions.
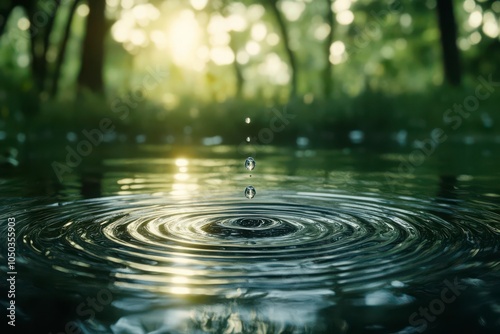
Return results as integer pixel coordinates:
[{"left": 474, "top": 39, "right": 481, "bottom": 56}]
[{"left": 167, "top": 10, "right": 201, "bottom": 67}]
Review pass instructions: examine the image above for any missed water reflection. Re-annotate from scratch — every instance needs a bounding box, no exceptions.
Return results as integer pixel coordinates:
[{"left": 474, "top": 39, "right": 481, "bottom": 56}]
[
  {"left": 2, "top": 188, "right": 500, "bottom": 332},
  {"left": 1, "top": 147, "right": 500, "bottom": 333},
  {"left": 81, "top": 171, "right": 103, "bottom": 198},
  {"left": 109, "top": 300, "right": 320, "bottom": 334}
]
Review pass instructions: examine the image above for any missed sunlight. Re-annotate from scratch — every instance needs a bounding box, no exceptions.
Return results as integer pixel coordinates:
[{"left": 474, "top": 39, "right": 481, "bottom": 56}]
[
  {"left": 190, "top": 0, "right": 208, "bottom": 11},
  {"left": 469, "top": 31, "right": 481, "bottom": 44},
  {"left": 245, "top": 40, "right": 261, "bottom": 56},
  {"left": 468, "top": 10, "right": 482, "bottom": 28},
  {"left": 336, "top": 10, "right": 354, "bottom": 25},
  {"left": 77, "top": 4, "right": 89, "bottom": 17},
  {"left": 132, "top": 4, "right": 160, "bottom": 27},
  {"left": 458, "top": 37, "right": 471, "bottom": 51},
  {"left": 463, "top": 0, "right": 476, "bottom": 12},
  {"left": 332, "top": 0, "right": 351, "bottom": 13},
  {"left": 170, "top": 276, "right": 191, "bottom": 294},
  {"left": 329, "top": 41, "right": 347, "bottom": 65},
  {"left": 111, "top": 22, "right": 129, "bottom": 43},
  {"left": 175, "top": 158, "right": 189, "bottom": 167},
  {"left": 266, "top": 33, "right": 280, "bottom": 46},
  {"left": 329, "top": 40, "right": 348, "bottom": 65},
  {"left": 247, "top": 4, "right": 265, "bottom": 21},
  {"left": 174, "top": 173, "right": 189, "bottom": 181},
  {"left": 210, "top": 32, "right": 230, "bottom": 46},
  {"left": 482, "top": 11, "right": 499, "bottom": 38},
  {"left": 210, "top": 46, "right": 235, "bottom": 65},
  {"left": 130, "top": 29, "right": 147, "bottom": 46},
  {"left": 330, "top": 41, "right": 345, "bottom": 56},
  {"left": 121, "top": 0, "right": 134, "bottom": 10},
  {"left": 167, "top": 10, "right": 202, "bottom": 67},
  {"left": 196, "top": 45, "right": 210, "bottom": 63},
  {"left": 111, "top": 9, "right": 141, "bottom": 44},
  {"left": 150, "top": 30, "right": 167, "bottom": 49},
  {"left": 106, "top": 0, "right": 119, "bottom": 7},
  {"left": 236, "top": 50, "right": 250, "bottom": 64},
  {"left": 227, "top": 14, "right": 247, "bottom": 32},
  {"left": 258, "top": 53, "right": 290, "bottom": 85},
  {"left": 251, "top": 23, "right": 267, "bottom": 41},
  {"left": 314, "top": 23, "right": 331, "bottom": 41},
  {"left": 172, "top": 276, "right": 189, "bottom": 284},
  {"left": 16, "top": 18, "right": 30, "bottom": 31},
  {"left": 280, "top": 1, "right": 305, "bottom": 21},
  {"left": 170, "top": 286, "right": 190, "bottom": 295}
]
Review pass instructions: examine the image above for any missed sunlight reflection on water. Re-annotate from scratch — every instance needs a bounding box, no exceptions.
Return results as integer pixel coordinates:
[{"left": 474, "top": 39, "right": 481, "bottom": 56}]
[{"left": 1, "top": 148, "right": 500, "bottom": 333}]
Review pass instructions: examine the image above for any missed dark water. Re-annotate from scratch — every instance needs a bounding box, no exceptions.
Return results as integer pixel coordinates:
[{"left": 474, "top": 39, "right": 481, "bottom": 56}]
[{"left": 1, "top": 144, "right": 500, "bottom": 333}]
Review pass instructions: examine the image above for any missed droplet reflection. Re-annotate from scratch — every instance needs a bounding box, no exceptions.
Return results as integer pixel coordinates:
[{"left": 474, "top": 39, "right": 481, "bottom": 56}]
[
  {"left": 244, "top": 186, "right": 256, "bottom": 199},
  {"left": 244, "top": 157, "right": 255, "bottom": 171}
]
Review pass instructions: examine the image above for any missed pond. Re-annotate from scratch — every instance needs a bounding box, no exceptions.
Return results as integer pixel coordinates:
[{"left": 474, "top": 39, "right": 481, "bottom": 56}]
[{"left": 1, "top": 142, "right": 500, "bottom": 334}]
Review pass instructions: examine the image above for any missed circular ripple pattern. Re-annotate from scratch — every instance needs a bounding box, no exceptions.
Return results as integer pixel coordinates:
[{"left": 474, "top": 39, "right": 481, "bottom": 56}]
[{"left": 4, "top": 192, "right": 500, "bottom": 296}]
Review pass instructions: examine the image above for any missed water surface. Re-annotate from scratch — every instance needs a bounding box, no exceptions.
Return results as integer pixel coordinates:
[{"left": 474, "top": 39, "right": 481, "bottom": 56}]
[{"left": 1, "top": 144, "right": 500, "bottom": 333}]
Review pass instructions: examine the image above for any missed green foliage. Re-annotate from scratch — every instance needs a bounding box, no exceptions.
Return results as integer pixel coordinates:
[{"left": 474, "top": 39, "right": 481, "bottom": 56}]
[
  {"left": 2, "top": 84, "right": 497, "bottom": 149},
  {"left": 0, "top": 0, "right": 499, "bottom": 149}
]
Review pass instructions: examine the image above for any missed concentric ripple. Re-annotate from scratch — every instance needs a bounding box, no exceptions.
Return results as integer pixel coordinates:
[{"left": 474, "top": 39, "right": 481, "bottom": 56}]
[{"left": 3, "top": 191, "right": 500, "bottom": 297}]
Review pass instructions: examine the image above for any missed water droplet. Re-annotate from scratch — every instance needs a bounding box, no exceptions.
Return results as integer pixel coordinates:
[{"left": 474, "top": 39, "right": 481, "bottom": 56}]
[
  {"left": 245, "top": 117, "right": 251, "bottom": 124},
  {"left": 246, "top": 136, "right": 251, "bottom": 143},
  {"left": 244, "top": 186, "right": 256, "bottom": 199},
  {"left": 245, "top": 157, "right": 255, "bottom": 171}
]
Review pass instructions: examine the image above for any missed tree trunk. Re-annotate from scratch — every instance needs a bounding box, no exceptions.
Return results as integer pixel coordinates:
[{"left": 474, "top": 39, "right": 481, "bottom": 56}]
[
  {"left": 323, "top": 0, "right": 334, "bottom": 98},
  {"left": 268, "top": 0, "right": 298, "bottom": 97},
  {"left": 50, "top": 0, "right": 80, "bottom": 98},
  {"left": 77, "top": 0, "right": 106, "bottom": 94},
  {"left": 229, "top": 31, "right": 244, "bottom": 98},
  {"left": 22, "top": 0, "right": 60, "bottom": 94},
  {"left": 436, "top": 0, "right": 461, "bottom": 86},
  {"left": 39, "top": 0, "right": 60, "bottom": 93},
  {"left": 24, "top": 2, "right": 45, "bottom": 93},
  {"left": 233, "top": 60, "right": 244, "bottom": 98}
]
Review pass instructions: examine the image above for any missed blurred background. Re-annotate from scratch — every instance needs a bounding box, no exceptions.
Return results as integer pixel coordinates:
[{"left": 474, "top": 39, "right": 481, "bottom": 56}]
[
  {"left": 0, "top": 0, "right": 499, "bottom": 196},
  {"left": 1, "top": 0, "right": 499, "bottom": 139}
]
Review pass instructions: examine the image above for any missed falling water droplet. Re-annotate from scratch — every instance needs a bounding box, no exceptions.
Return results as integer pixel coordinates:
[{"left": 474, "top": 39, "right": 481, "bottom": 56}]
[
  {"left": 245, "top": 157, "right": 256, "bottom": 171},
  {"left": 245, "top": 117, "right": 251, "bottom": 124},
  {"left": 246, "top": 136, "right": 251, "bottom": 143},
  {"left": 244, "top": 186, "right": 256, "bottom": 199}
]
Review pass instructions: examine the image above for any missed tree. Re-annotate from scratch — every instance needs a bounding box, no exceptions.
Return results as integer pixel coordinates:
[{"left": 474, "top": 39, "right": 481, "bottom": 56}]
[
  {"left": 18, "top": 0, "right": 61, "bottom": 94},
  {"left": 436, "top": 0, "right": 461, "bottom": 86},
  {"left": 77, "top": 0, "right": 106, "bottom": 94},
  {"left": 50, "top": 0, "right": 80, "bottom": 98},
  {"left": 323, "top": 0, "right": 335, "bottom": 98},
  {"left": 204, "top": 0, "right": 246, "bottom": 99},
  {"left": 1, "top": 0, "right": 75, "bottom": 99},
  {"left": 229, "top": 30, "right": 245, "bottom": 98},
  {"left": 265, "top": 0, "right": 298, "bottom": 98}
]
